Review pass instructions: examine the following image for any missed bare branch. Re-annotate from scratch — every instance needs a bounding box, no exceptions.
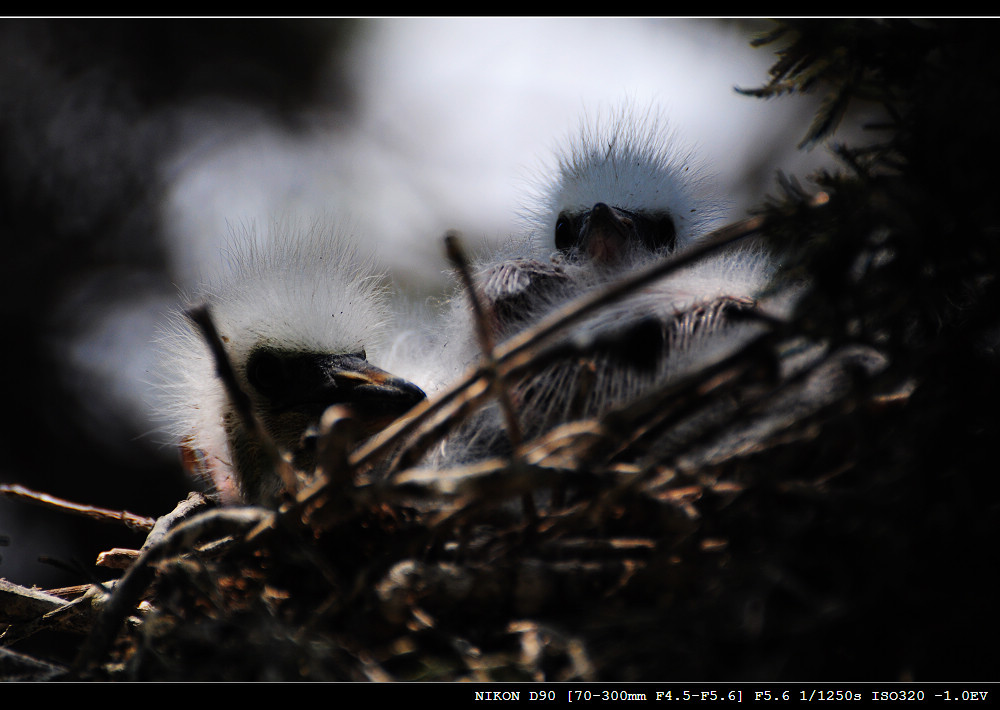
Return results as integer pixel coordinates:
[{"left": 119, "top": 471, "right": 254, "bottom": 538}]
[{"left": 0, "top": 484, "right": 155, "bottom": 532}]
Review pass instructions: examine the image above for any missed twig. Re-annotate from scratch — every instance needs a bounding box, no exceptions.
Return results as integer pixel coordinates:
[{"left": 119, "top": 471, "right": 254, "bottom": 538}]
[
  {"left": 70, "top": 506, "right": 274, "bottom": 677},
  {"left": 350, "top": 209, "right": 780, "bottom": 475},
  {"left": 186, "top": 305, "right": 299, "bottom": 501},
  {"left": 299, "top": 199, "right": 828, "bottom": 515},
  {"left": 314, "top": 405, "right": 361, "bottom": 491},
  {"left": 445, "top": 231, "right": 536, "bottom": 522},
  {"left": 0, "top": 578, "right": 74, "bottom": 624},
  {"left": 444, "top": 231, "right": 524, "bottom": 450},
  {"left": 0, "top": 578, "right": 96, "bottom": 644},
  {"left": 95, "top": 548, "right": 141, "bottom": 569},
  {"left": 0, "top": 484, "right": 155, "bottom": 532},
  {"left": 385, "top": 376, "right": 494, "bottom": 473}
]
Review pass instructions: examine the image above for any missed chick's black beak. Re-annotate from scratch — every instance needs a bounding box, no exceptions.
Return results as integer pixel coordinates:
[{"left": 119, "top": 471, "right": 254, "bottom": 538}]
[
  {"left": 558, "top": 203, "right": 677, "bottom": 263},
  {"left": 580, "top": 202, "right": 633, "bottom": 263},
  {"left": 246, "top": 349, "right": 426, "bottom": 431},
  {"left": 324, "top": 353, "right": 427, "bottom": 426}
]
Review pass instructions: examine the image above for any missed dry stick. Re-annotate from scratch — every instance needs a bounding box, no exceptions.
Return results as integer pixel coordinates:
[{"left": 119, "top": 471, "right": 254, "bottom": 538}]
[
  {"left": 387, "top": 336, "right": 840, "bottom": 546},
  {"left": 496, "top": 212, "right": 777, "bottom": 366},
  {"left": 387, "top": 376, "right": 494, "bottom": 472},
  {"left": 383, "top": 317, "right": 672, "bottom": 478},
  {"left": 580, "top": 307, "right": 788, "bottom": 469},
  {"left": 549, "top": 327, "right": 781, "bottom": 478},
  {"left": 585, "top": 343, "right": 857, "bottom": 518},
  {"left": 314, "top": 405, "right": 361, "bottom": 491},
  {"left": 604, "top": 290, "right": 879, "bottom": 479},
  {"left": 448, "top": 307, "right": 860, "bottom": 517},
  {"left": 291, "top": 372, "right": 496, "bottom": 512},
  {"left": 0, "top": 484, "right": 155, "bottom": 532},
  {"left": 587, "top": 342, "right": 773, "bottom": 474},
  {"left": 71, "top": 506, "right": 274, "bottom": 677},
  {"left": 444, "top": 232, "right": 523, "bottom": 448},
  {"left": 186, "top": 305, "right": 299, "bottom": 500},
  {"left": 351, "top": 209, "right": 778, "bottom": 474},
  {"left": 444, "top": 231, "right": 537, "bottom": 522},
  {"left": 301, "top": 200, "right": 822, "bottom": 511},
  {"left": 501, "top": 307, "right": 780, "bottom": 480}
]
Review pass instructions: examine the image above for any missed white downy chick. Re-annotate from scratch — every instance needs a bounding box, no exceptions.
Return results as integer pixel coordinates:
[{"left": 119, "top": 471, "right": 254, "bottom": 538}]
[
  {"left": 155, "top": 220, "right": 426, "bottom": 504},
  {"left": 422, "top": 105, "right": 788, "bottom": 465},
  {"left": 469, "top": 104, "right": 882, "bottom": 469},
  {"left": 526, "top": 102, "right": 723, "bottom": 261},
  {"left": 510, "top": 103, "right": 779, "bottom": 345}
]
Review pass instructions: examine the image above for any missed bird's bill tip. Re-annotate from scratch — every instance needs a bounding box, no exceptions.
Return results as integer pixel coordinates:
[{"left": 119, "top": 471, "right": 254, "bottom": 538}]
[{"left": 328, "top": 356, "right": 427, "bottom": 429}]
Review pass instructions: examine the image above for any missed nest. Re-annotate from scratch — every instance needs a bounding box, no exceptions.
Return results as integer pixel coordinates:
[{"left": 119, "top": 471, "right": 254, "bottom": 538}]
[{"left": 6, "top": 201, "right": 985, "bottom": 683}]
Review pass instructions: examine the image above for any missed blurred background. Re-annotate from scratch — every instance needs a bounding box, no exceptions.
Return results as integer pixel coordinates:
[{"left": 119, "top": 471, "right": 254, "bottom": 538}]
[{"left": 0, "top": 18, "right": 846, "bottom": 588}]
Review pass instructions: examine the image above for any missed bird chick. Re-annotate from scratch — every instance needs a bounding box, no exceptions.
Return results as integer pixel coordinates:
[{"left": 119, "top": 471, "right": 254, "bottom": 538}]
[
  {"left": 526, "top": 103, "right": 724, "bottom": 264},
  {"left": 449, "top": 105, "right": 883, "bottom": 473},
  {"left": 155, "top": 220, "right": 426, "bottom": 505},
  {"left": 420, "top": 106, "right": 782, "bottom": 466},
  {"left": 499, "top": 103, "right": 769, "bottom": 345}
]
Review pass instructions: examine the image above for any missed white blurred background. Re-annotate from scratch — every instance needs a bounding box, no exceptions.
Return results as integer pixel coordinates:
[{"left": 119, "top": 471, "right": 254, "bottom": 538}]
[{"left": 0, "top": 18, "right": 841, "bottom": 586}]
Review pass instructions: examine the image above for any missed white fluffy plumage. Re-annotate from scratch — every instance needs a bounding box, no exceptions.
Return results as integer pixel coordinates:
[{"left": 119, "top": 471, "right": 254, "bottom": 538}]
[
  {"left": 414, "top": 105, "right": 788, "bottom": 466},
  {"left": 524, "top": 103, "right": 725, "bottom": 256},
  {"left": 154, "top": 219, "right": 423, "bottom": 504}
]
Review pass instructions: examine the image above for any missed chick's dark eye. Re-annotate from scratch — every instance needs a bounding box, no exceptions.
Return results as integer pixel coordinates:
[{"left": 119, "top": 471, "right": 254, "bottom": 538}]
[
  {"left": 246, "top": 349, "right": 288, "bottom": 398},
  {"left": 645, "top": 213, "right": 677, "bottom": 252},
  {"left": 554, "top": 212, "right": 576, "bottom": 251}
]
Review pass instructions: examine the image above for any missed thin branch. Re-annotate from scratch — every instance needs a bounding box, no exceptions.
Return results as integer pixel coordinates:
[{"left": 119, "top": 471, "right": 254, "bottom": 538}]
[
  {"left": 297, "top": 198, "right": 829, "bottom": 517},
  {"left": 186, "top": 305, "right": 299, "bottom": 501},
  {"left": 444, "top": 231, "right": 524, "bottom": 451},
  {"left": 445, "top": 231, "right": 536, "bottom": 521},
  {"left": 0, "top": 484, "right": 155, "bottom": 532},
  {"left": 70, "top": 506, "right": 274, "bottom": 677},
  {"left": 349, "top": 208, "right": 786, "bottom": 474}
]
